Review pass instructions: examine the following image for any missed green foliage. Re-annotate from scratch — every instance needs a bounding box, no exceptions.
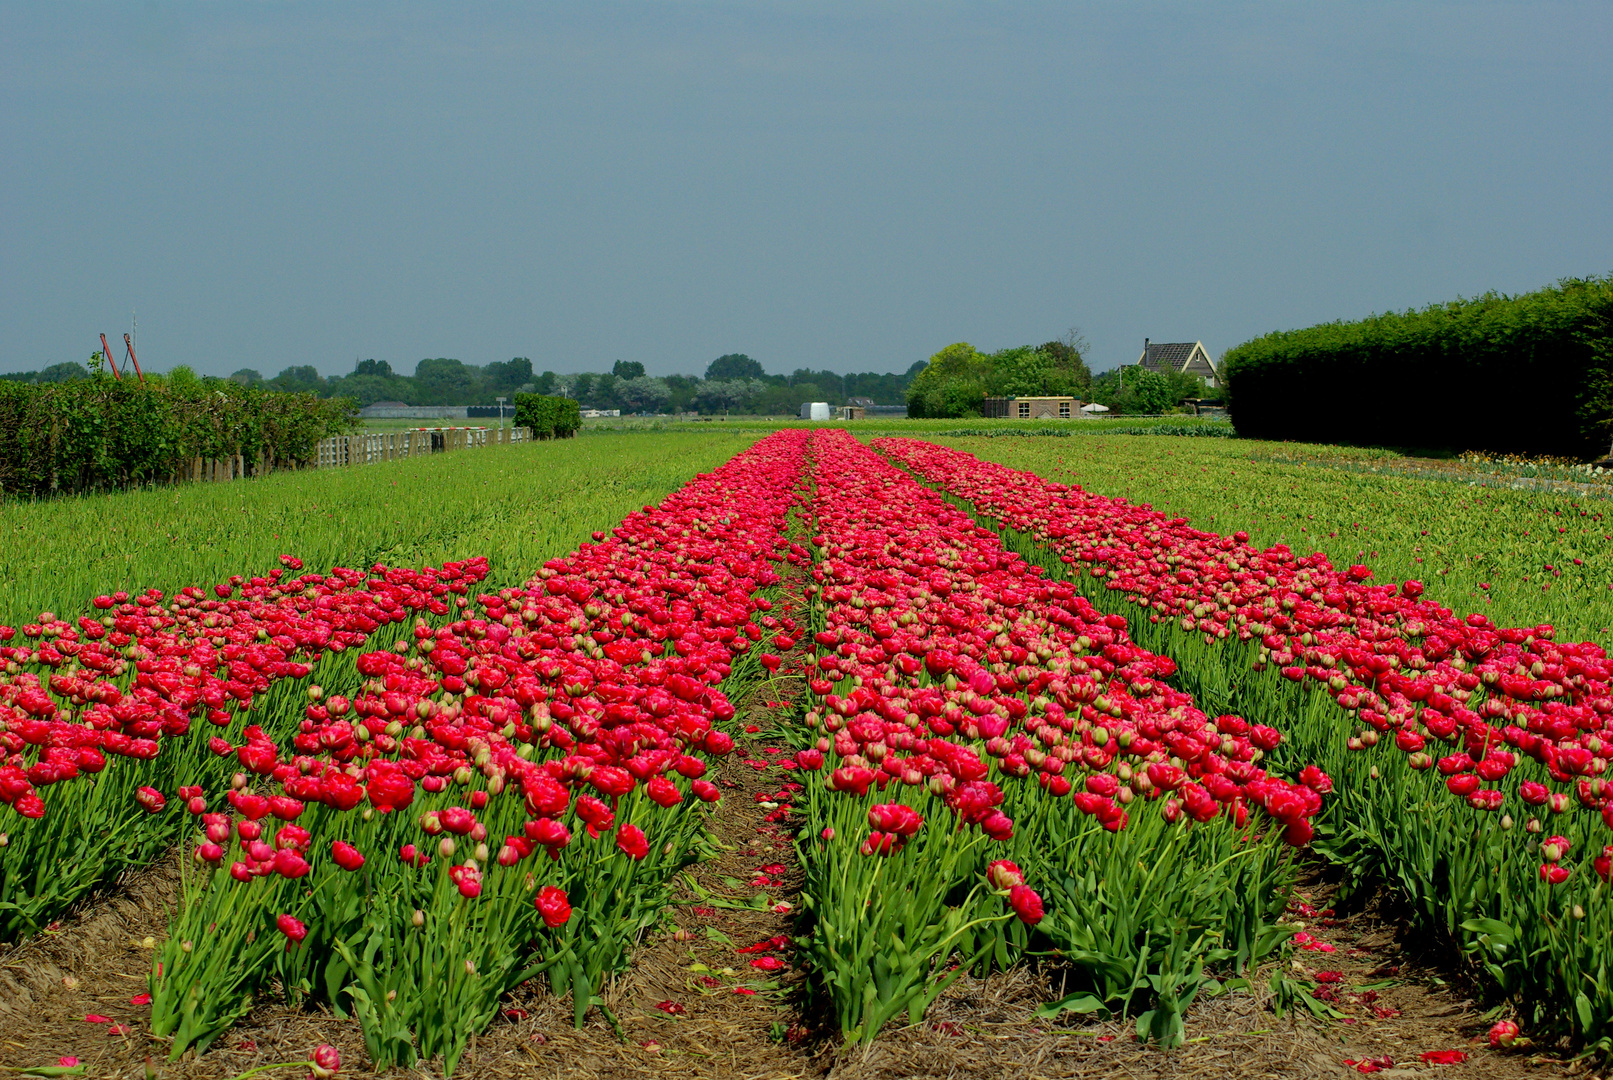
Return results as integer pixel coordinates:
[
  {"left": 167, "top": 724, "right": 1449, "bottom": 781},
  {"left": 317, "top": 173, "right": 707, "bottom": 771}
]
[
  {"left": 907, "top": 339, "right": 1097, "bottom": 418},
  {"left": 269, "top": 364, "right": 328, "bottom": 396},
  {"left": 905, "top": 343, "right": 992, "bottom": 418},
  {"left": 705, "top": 353, "right": 765, "bottom": 381},
  {"left": 512, "top": 393, "right": 581, "bottom": 438},
  {"left": 1089, "top": 367, "right": 1207, "bottom": 414},
  {"left": 1221, "top": 275, "right": 1613, "bottom": 458},
  {"left": 0, "top": 378, "right": 356, "bottom": 496},
  {"left": 614, "top": 376, "right": 671, "bottom": 414},
  {"left": 611, "top": 359, "right": 646, "bottom": 380}
]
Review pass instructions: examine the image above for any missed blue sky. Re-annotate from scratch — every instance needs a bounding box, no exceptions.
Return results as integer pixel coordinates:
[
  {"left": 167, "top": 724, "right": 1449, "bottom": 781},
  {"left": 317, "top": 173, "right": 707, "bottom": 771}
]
[{"left": 3, "top": 1, "right": 1609, "bottom": 379}]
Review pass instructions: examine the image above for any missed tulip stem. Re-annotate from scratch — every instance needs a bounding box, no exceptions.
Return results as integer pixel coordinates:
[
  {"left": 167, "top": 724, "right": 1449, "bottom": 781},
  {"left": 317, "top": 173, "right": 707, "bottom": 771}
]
[{"left": 222, "top": 1062, "right": 313, "bottom": 1080}]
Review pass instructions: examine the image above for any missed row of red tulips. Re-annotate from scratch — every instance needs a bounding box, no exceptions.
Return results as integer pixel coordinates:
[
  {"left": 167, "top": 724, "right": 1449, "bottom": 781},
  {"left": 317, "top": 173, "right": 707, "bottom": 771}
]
[
  {"left": 875, "top": 437, "right": 1613, "bottom": 1048},
  {"left": 875, "top": 437, "right": 1612, "bottom": 817},
  {"left": 790, "top": 431, "right": 1315, "bottom": 1044},
  {"left": 0, "top": 557, "right": 489, "bottom": 940},
  {"left": 147, "top": 429, "right": 809, "bottom": 1072}
]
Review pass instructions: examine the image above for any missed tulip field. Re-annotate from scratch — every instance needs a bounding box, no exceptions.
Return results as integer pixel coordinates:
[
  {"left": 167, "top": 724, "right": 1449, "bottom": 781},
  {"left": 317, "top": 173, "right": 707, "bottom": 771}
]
[{"left": 2, "top": 424, "right": 1611, "bottom": 1075}]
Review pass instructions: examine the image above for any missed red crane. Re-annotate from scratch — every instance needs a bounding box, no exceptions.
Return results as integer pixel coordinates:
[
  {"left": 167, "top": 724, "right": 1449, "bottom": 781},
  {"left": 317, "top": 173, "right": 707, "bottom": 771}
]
[
  {"left": 123, "top": 333, "right": 145, "bottom": 382},
  {"left": 99, "top": 333, "right": 123, "bottom": 379}
]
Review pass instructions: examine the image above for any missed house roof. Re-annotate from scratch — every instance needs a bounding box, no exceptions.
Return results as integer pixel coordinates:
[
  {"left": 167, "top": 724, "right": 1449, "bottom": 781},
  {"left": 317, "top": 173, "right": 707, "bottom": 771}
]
[{"left": 1137, "top": 342, "right": 1202, "bottom": 373}]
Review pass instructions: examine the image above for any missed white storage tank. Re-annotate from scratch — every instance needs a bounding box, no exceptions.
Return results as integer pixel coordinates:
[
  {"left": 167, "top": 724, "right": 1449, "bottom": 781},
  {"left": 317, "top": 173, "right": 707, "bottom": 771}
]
[{"left": 799, "top": 402, "right": 832, "bottom": 420}]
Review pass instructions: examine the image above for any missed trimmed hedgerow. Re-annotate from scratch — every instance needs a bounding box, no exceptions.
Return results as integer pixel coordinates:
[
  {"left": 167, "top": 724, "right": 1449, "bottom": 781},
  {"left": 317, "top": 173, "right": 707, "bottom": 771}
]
[{"left": 1222, "top": 276, "right": 1613, "bottom": 459}]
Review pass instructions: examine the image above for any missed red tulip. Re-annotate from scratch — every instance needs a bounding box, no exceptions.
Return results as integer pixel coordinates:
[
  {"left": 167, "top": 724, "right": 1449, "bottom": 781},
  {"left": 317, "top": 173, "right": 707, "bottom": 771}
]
[
  {"left": 616, "top": 824, "right": 650, "bottom": 860},
  {"left": 536, "top": 885, "right": 572, "bottom": 928},
  {"left": 1007, "top": 885, "right": 1044, "bottom": 925}
]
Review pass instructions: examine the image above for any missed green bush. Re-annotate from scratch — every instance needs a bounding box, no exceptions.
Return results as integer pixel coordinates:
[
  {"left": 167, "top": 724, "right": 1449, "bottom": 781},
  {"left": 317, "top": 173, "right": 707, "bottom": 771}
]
[
  {"left": 1221, "top": 276, "right": 1613, "bottom": 458},
  {"left": 906, "top": 341, "right": 1094, "bottom": 419},
  {"left": 512, "top": 394, "right": 581, "bottom": 439},
  {"left": 0, "top": 378, "right": 356, "bottom": 496}
]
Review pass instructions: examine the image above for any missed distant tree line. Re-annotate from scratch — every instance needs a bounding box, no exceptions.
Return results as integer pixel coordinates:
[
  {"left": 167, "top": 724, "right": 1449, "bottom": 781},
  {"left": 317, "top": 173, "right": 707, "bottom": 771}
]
[{"left": 4, "top": 353, "right": 927, "bottom": 416}]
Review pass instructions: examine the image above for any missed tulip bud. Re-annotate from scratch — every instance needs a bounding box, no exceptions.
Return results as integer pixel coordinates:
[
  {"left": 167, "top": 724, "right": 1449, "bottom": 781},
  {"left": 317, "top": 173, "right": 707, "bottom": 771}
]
[
  {"left": 412, "top": 909, "right": 425, "bottom": 927},
  {"left": 309, "top": 1044, "right": 341, "bottom": 1079}
]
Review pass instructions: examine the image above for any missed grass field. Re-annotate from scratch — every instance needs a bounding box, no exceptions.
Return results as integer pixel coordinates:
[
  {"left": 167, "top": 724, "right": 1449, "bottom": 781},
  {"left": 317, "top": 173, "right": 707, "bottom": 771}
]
[{"left": 0, "top": 429, "right": 759, "bottom": 629}]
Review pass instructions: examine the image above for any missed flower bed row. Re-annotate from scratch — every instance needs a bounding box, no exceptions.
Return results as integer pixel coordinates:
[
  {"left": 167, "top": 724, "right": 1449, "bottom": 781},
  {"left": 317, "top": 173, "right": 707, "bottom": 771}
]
[
  {"left": 876, "top": 435, "right": 1613, "bottom": 1046},
  {"left": 146, "top": 429, "right": 808, "bottom": 1072},
  {"left": 0, "top": 557, "right": 488, "bottom": 940},
  {"left": 788, "top": 431, "right": 1323, "bottom": 1045}
]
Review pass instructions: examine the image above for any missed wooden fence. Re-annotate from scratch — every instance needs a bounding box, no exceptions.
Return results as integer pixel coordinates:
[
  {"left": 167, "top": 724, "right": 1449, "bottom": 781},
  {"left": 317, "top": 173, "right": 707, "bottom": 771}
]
[
  {"left": 314, "top": 425, "right": 530, "bottom": 468},
  {"left": 177, "top": 426, "right": 531, "bottom": 483}
]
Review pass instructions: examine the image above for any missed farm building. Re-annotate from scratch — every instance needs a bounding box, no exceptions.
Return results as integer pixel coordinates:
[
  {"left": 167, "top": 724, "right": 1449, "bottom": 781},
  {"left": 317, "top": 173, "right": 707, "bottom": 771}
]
[
  {"left": 359, "top": 402, "right": 471, "bottom": 420},
  {"left": 1134, "top": 340, "right": 1220, "bottom": 388},
  {"left": 838, "top": 405, "right": 866, "bottom": 420},
  {"left": 981, "top": 395, "right": 1081, "bottom": 419},
  {"left": 800, "top": 402, "right": 832, "bottom": 420}
]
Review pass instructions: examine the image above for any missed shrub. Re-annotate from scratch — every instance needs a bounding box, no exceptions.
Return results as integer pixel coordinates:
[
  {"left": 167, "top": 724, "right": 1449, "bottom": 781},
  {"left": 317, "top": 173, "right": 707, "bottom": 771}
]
[
  {"left": 1222, "top": 276, "right": 1613, "bottom": 458},
  {"left": 513, "top": 394, "right": 581, "bottom": 439},
  {"left": 0, "top": 378, "right": 356, "bottom": 496}
]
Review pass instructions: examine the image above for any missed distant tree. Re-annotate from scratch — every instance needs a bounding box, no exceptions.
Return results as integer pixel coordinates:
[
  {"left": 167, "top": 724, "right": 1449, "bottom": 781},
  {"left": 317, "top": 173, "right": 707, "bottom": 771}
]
[
  {"left": 483, "top": 357, "right": 533, "bottom": 398},
  {"left": 1117, "top": 367, "right": 1175, "bottom": 414},
  {"left": 270, "top": 365, "right": 327, "bottom": 395},
  {"left": 664, "top": 374, "right": 700, "bottom": 413},
  {"left": 706, "top": 353, "right": 765, "bottom": 381},
  {"left": 37, "top": 361, "right": 87, "bottom": 383},
  {"left": 413, "top": 358, "right": 476, "bottom": 404},
  {"left": 788, "top": 368, "right": 846, "bottom": 402},
  {"left": 595, "top": 373, "right": 624, "bottom": 408},
  {"left": 617, "top": 376, "right": 671, "bottom": 413},
  {"left": 694, "top": 378, "right": 763, "bottom": 413},
  {"left": 229, "top": 368, "right": 264, "bottom": 386},
  {"left": 353, "top": 358, "right": 393, "bottom": 378},
  {"left": 1035, "top": 330, "right": 1094, "bottom": 398},
  {"left": 1088, "top": 369, "right": 1121, "bottom": 409},
  {"left": 905, "top": 343, "right": 991, "bottom": 418},
  {"left": 569, "top": 373, "right": 596, "bottom": 403},
  {"left": 612, "top": 359, "right": 646, "bottom": 380},
  {"left": 531, "top": 370, "right": 558, "bottom": 396}
]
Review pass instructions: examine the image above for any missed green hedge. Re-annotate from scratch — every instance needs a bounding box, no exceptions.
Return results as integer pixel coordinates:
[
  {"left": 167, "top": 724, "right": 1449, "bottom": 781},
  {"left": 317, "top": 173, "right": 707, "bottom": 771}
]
[
  {"left": 512, "top": 394, "right": 581, "bottom": 439},
  {"left": 1222, "top": 276, "right": 1613, "bottom": 458},
  {"left": 0, "top": 378, "right": 357, "bottom": 496}
]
